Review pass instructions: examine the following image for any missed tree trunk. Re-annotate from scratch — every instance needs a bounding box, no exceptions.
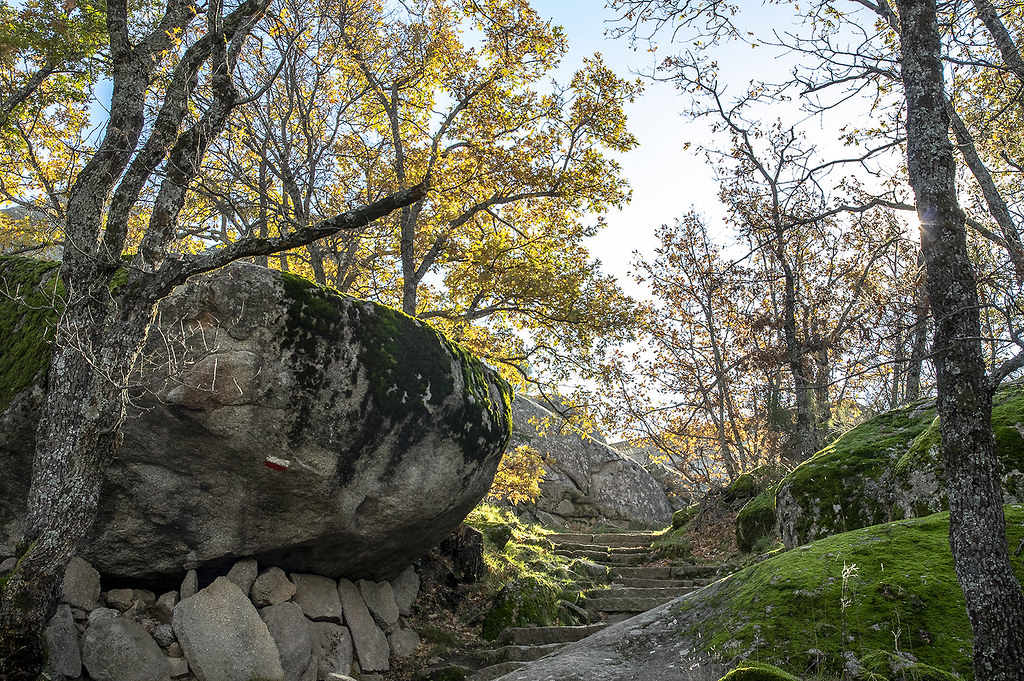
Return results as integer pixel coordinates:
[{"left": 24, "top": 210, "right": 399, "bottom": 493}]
[
  {"left": 904, "top": 255, "right": 929, "bottom": 403},
  {"left": 0, "top": 283, "right": 156, "bottom": 678},
  {"left": 895, "top": 0, "right": 1024, "bottom": 677}
]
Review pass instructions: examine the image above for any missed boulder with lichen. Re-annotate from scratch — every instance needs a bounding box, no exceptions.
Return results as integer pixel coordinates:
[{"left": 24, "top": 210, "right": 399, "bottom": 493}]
[{"left": 0, "top": 257, "right": 512, "bottom": 583}]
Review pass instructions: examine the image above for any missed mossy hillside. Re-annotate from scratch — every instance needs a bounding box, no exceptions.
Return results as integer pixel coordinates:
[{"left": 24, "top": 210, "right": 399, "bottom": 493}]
[
  {"left": 0, "top": 256, "right": 62, "bottom": 412},
  {"left": 776, "top": 398, "right": 938, "bottom": 545},
  {"left": 278, "top": 271, "right": 512, "bottom": 463},
  {"left": 467, "top": 504, "right": 604, "bottom": 639},
  {"left": 779, "top": 385, "right": 1024, "bottom": 546},
  {"left": 680, "top": 506, "right": 1024, "bottom": 679}
]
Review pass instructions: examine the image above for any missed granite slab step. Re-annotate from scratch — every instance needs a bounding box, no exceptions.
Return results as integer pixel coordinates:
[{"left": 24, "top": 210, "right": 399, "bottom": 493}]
[
  {"left": 585, "top": 586, "right": 696, "bottom": 599},
  {"left": 477, "top": 642, "right": 570, "bottom": 665},
  {"left": 609, "top": 566, "right": 674, "bottom": 580},
  {"left": 547, "top": 532, "right": 658, "bottom": 548},
  {"left": 553, "top": 549, "right": 609, "bottom": 562},
  {"left": 612, "top": 578, "right": 697, "bottom": 588},
  {"left": 584, "top": 595, "right": 681, "bottom": 613},
  {"left": 498, "top": 623, "right": 608, "bottom": 646},
  {"left": 601, "top": 552, "right": 653, "bottom": 565},
  {"left": 466, "top": 661, "right": 526, "bottom": 681}
]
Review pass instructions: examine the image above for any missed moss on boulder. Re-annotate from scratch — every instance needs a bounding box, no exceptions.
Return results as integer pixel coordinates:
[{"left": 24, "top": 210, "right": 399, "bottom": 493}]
[
  {"left": 0, "top": 256, "right": 61, "bottom": 411},
  {"left": 776, "top": 384, "right": 1024, "bottom": 547},
  {"left": 735, "top": 486, "right": 778, "bottom": 553},
  {"left": 672, "top": 505, "right": 699, "bottom": 530},
  {"left": 678, "top": 506, "right": 1024, "bottom": 679},
  {"left": 1, "top": 259, "right": 514, "bottom": 580},
  {"left": 481, "top": 574, "right": 562, "bottom": 640}
]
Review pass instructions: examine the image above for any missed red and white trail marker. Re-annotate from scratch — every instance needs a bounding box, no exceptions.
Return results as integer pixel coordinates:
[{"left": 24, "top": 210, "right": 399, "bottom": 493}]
[{"left": 264, "top": 456, "right": 290, "bottom": 471}]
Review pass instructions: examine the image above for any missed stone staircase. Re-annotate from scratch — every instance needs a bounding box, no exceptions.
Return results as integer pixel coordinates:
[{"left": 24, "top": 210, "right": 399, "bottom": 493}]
[
  {"left": 548, "top": 531, "right": 719, "bottom": 623},
  {"left": 463, "top": 531, "right": 724, "bottom": 681}
]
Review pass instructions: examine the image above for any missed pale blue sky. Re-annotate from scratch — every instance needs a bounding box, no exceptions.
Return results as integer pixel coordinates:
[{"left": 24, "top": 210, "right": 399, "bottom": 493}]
[{"left": 529, "top": 0, "right": 809, "bottom": 289}]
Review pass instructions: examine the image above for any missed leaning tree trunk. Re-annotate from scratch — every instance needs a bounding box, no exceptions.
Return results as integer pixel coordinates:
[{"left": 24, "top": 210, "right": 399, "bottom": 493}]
[
  {"left": 895, "top": 0, "right": 1024, "bottom": 677},
  {"left": 0, "top": 282, "right": 156, "bottom": 678}
]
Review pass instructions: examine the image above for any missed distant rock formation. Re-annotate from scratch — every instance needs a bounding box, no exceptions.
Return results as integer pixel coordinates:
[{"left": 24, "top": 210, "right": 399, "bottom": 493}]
[
  {"left": 0, "top": 258, "right": 512, "bottom": 582},
  {"left": 511, "top": 396, "right": 673, "bottom": 527}
]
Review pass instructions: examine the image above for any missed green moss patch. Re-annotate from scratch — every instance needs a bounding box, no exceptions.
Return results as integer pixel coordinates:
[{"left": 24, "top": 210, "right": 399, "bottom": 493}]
[
  {"left": 0, "top": 256, "right": 62, "bottom": 411},
  {"left": 672, "top": 505, "right": 699, "bottom": 529},
  {"left": 725, "top": 472, "right": 762, "bottom": 502},
  {"left": 736, "top": 486, "right": 778, "bottom": 553},
  {"left": 278, "top": 270, "right": 512, "bottom": 466},
  {"left": 652, "top": 524, "right": 694, "bottom": 560},
  {"left": 679, "top": 506, "right": 1024, "bottom": 679}
]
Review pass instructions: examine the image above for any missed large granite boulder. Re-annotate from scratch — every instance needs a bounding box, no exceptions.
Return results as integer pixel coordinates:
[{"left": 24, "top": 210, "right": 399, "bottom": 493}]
[
  {"left": 776, "top": 382, "right": 1024, "bottom": 548},
  {"left": 0, "top": 257, "right": 512, "bottom": 581},
  {"left": 512, "top": 396, "right": 672, "bottom": 527}
]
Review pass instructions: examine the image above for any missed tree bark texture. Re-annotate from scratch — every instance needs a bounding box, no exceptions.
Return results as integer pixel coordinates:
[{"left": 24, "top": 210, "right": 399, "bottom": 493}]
[{"left": 895, "top": 0, "right": 1024, "bottom": 677}]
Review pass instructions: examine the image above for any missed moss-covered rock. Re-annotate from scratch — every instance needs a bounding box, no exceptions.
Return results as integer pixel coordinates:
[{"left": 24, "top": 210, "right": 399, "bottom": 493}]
[
  {"left": 0, "top": 256, "right": 61, "bottom": 411},
  {"left": 724, "top": 472, "right": 762, "bottom": 503},
  {"left": 672, "top": 505, "right": 699, "bottom": 529},
  {"left": 468, "top": 504, "right": 601, "bottom": 641},
  {"left": 735, "top": 486, "right": 777, "bottom": 553},
  {"left": 776, "top": 385, "right": 1024, "bottom": 547},
  {"left": 481, "top": 574, "right": 562, "bottom": 640},
  {"left": 677, "top": 507, "right": 1024, "bottom": 679}
]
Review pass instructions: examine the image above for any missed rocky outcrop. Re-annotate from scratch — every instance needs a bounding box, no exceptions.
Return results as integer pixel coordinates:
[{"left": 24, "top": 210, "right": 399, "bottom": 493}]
[
  {"left": 511, "top": 396, "right": 672, "bottom": 527},
  {"left": 0, "top": 257, "right": 512, "bottom": 582},
  {"left": 776, "top": 382, "right": 1024, "bottom": 547},
  {"left": 36, "top": 555, "right": 425, "bottom": 681}
]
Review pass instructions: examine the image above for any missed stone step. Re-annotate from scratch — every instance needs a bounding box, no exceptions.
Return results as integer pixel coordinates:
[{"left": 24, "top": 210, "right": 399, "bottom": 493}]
[
  {"left": 609, "top": 546, "right": 654, "bottom": 555},
  {"left": 585, "top": 586, "right": 696, "bottom": 599},
  {"left": 612, "top": 577, "right": 698, "bottom": 588},
  {"left": 466, "top": 661, "right": 526, "bottom": 681},
  {"left": 552, "top": 542, "right": 610, "bottom": 553},
  {"left": 547, "top": 532, "right": 658, "bottom": 548},
  {"left": 609, "top": 566, "right": 674, "bottom": 580},
  {"left": 601, "top": 552, "right": 654, "bottom": 565},
  {"left": 498, "top": 623, "right": 609, "bottom": 646},
  {"left": 584, "top": 595, "right": 681, "bottom": 614},
  {"left": 605, "top": 612, "right": 636, "bottom": 624},
  {"left": 477, "top": 642, "right": 570, "bottom": 665},
  {"left": 610, "top": 565, "right": 721, "bottom": 580},
  {"left": 669, "top": 564, "right": 722, "bottom": 578},
  {"left": 554, "top": 548, "right": 609, "bottom": 562}
]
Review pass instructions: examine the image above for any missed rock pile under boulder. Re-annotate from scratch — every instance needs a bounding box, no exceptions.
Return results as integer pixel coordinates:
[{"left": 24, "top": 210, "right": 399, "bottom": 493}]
[{"left": 41, "top": 555, "right": 423, "bottom": 681}]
